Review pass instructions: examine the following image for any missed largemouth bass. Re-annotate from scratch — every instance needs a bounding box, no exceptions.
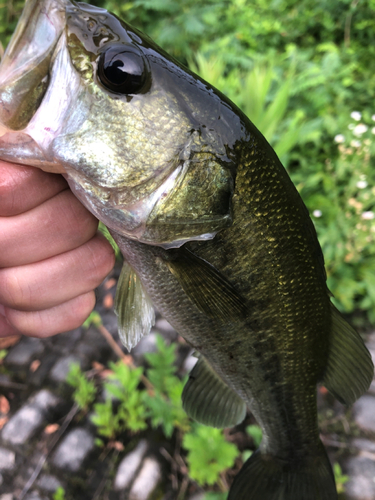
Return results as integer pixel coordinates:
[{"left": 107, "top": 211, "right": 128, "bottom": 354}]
[{"left": 0, "top": 1, "right": 373, "bottom": 499}]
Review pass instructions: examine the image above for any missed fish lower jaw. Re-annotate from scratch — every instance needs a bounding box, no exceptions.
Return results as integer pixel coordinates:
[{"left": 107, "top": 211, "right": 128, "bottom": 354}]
[{"left": 0, "top": 130, "right": 65, "bottom": 173}]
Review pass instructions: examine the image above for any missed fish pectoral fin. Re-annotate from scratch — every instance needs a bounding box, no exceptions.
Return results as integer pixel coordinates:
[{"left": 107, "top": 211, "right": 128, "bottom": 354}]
[
  {"left": 165, "top": 248, "right": 247, "bottom": 323},
  {"left": 115, "top": 261, "right": 155, "bottom": 351},
  {"left": 182, "top": 354, "right": 246, "bottom": 428},
  {"left": 323, "top": 304, "right": 374, "bottom": 405}
]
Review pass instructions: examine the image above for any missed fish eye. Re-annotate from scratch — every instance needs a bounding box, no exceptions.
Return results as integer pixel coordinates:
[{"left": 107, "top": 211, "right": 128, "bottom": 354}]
[{"left": 97, "top": 44, "right": 149, "bottom": 95}]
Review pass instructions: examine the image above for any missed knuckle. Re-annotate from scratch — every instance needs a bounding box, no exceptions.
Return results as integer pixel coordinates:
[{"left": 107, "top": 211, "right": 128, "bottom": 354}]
[
  {"left": 87, "top": 238, "right": 116, "bottom": 284},
  {"left": 60, "top": 191, "right": 98, "bottom": 238},
  {"left": 0, "top": 176, "right": 16, "bottom": 216},
  {"left": 70, "top": 292, "right": 96, "bottom": 325},
  {"left": 7, "top": 292, "right": 96, "bottom": 338},
  {"left": 5, "top": 308, "right": 39, "bottom": 336},
  {"left": 0, "top": 271, "right": 32, "bottom": 310}
]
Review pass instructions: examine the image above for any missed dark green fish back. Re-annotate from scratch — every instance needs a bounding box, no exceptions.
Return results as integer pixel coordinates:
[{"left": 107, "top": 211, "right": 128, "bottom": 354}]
[
  {"left": 188, "top": 131, "right": 332, "bottom": 407},
  {"left": 231, "top": 134, "right": 331, "bottom": 372}
]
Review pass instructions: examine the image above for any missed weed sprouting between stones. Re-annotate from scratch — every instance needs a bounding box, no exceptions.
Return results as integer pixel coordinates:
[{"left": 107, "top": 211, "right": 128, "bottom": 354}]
[{"left": 66, "top": 333, "right": 241, "bottom": 495}]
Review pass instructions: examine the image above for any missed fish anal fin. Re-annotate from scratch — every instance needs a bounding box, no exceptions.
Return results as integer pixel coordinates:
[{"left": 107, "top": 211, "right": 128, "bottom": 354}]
[
  {"left": 228, "top": 442, "right": 337, "bottom": 500},
  {"left": 114, "top": 261, "right": 155, "bottom": 351},
  {"left": 182, "top": 354, "right": 246, "bottom": 428},
  {"left": 165, "top": 248, "right": 247, "bottom": 323},
  {"left": 323, "top": 304, "right": 374, "bottom": 406}
]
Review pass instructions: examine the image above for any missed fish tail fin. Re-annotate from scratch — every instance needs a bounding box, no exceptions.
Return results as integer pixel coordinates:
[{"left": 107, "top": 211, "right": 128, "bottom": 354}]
[{"left": 228, "top": 441, "right": 337, "bottom": 500}]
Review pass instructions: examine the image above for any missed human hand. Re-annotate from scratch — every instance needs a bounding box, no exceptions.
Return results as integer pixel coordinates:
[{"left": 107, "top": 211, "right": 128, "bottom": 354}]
[{"left": 0, "top": 160, "right": 115, "bottom": 337}]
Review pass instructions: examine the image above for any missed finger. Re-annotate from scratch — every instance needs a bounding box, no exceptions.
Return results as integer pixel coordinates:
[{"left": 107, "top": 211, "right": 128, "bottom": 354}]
[
  {"left": 0, "top": 189, "right": 99, "bottom": 267},
  {"left": 0, "top": 232, "right": 115, "bottom": 311},
  {"left": 0, "top": 312, "right": 18, "bottom": 337},
  {"left": 0, "top": 292, "right": 97, "bottom": 338},
  {"left": 0, "top": 161, "right": 67, "bottom": 216}
]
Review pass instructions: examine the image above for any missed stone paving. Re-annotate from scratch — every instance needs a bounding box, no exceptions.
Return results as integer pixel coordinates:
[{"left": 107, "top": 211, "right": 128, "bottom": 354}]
[{"left": 0, "top": 267, "right": 374, "bottom": 499}]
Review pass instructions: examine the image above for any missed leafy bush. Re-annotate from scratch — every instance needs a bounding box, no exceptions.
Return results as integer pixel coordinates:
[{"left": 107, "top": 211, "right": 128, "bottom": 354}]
[{"left": 292, "top": 111, "right": 375, "bottom": 318}]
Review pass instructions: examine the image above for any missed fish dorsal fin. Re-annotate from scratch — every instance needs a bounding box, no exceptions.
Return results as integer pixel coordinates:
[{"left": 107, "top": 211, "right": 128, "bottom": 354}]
[
  {"left": 323, "top": 304, "right": 374, "bottom": 405},
  {"left": 114, "top": 261, "right": 155, "bottom": 351},
  {"left": 165, "top": 248, "right": 247, "bottom": 323},
  {"left": 182, "top": 354, "right": 247, "bottom": 428}
]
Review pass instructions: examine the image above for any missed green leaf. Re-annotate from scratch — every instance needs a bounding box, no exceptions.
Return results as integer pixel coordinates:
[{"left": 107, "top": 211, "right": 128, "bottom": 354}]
[
  {"left": 66, "top": 363, "right": 97, "bottom": 411},
  {"left": 333, "top": 462, "right": 349, "bottom": 494},
  {"left": 82, "top": 311, "right": 102, "bottom": 329},
  {"left": 203, "top": 493, "right": 228, "bottom": 500},
  {"left": 144, "top": 335, "right": 177, "bottom": 393},
  {"left": 98, "top": 222, "right": 121, "bottom": 259},
  {"left": 183, "top": 425, "right": 238, "bottom": 486},
  {"left": 91, "top": 361, "right": 148, "bottom": 438},
  {"left": 246, "top": 425, "right": 263, "bottom": 448},
  {"left": 52, "top": 487, "right": 66, "bottom": 500}
]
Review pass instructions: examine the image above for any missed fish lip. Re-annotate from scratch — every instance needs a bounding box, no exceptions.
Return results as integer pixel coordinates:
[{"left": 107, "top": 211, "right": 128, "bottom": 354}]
[
  {"left": 0, "top": 0, "right": 82, "bottom": 173},
  {"left": 0, "top": 0, "right": 69, "bottom": 130}
]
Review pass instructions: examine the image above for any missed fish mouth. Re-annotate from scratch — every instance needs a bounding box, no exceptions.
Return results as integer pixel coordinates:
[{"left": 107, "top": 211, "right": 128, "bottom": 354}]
[
  {"left": 0, "top": 0, "right": 71, "bottom": 172},
  {"left": 0, "top": 0, "right": 69, "bottom": 131}
]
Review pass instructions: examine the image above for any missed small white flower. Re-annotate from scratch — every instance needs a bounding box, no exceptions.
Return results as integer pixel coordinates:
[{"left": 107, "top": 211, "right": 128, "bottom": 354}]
[
  {"left": 357, "top": 180, "right": 368, "bottom": 189},
  {"left": 350, "top": 139, "right": 361, "bottom": 148},
  {"left": 372, "top": 114, "right": 375, "bottom": 121},
  {"left": 313, "top": 210, "right": 322, "bottom": 218},
  {"left": 362, "top": 211, "right": 375, "bottom": 220},
  {"left": 334, "top": 134, "right": 345, "bottom": 143},
  {"left": 351, "top": 111, "right": 362, "bottom": 121},
  {"left": 353, "top": 124, "right": 368, "bottom": 136},
  {"left": 372, "top": 127, "right": 375, "bottom": 135}
]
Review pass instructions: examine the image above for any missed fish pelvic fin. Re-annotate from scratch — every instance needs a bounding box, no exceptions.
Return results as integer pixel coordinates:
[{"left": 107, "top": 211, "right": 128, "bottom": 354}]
[
  {"left": 228, "top": 442, "right": 337, "bottom": 500},
  {"left": 323, "top": 304, "right": 374, "bottom": 405}
]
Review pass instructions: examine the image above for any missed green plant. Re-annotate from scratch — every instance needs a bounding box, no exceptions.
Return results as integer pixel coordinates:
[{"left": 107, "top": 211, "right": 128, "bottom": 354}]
[
  {"left": 333, "top": 462, "right": 349, "bottom": 494},
  {"left": 246, "top": 425, "right": 263, "bottom": 448},
  {"left": 82, "top": 310, "right": 103, "bottom": 329},
  {"left": 292, "top": 111, "right": 375, "bottom": 318},
  {"left": 203, "top": 493, "right": 228, "bottom": 500},
  {"left": 52, "top": 487, "right": 66, "bottom": 500},
  {"left": 98, "top": 221, "right": 121, "bottom": 260},
  {"left": 143, "top": 335, "right": 190, "bottom": 437},
  {"left": 66, "top": 363, "right": 97, "bottom": 412},
  {"left": 183, "top": 424, "right": 238, "bottom": 487},
  {"left": 189, "top": 52, "right": 321, "bottom": 167},
  {"left": 64, "top": 334, "right": 240, "bottom": 491},
  {"left": 91, "top": 361, "right": 147, "bottom": 438}
]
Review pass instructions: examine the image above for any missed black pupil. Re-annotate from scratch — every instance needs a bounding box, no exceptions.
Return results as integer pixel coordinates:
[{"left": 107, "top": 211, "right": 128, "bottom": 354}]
[{"left": 99, "top": 47, "right": 146, "bottom": 94}]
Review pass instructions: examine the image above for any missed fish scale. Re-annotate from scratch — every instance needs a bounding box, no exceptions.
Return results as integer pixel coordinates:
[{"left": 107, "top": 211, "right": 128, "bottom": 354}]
[{"left": 185, "top": 140, "right": 331, "bottom": 451}]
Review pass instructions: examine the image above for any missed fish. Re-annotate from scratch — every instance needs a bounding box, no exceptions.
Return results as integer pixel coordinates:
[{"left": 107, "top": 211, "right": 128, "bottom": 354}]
[{"left": 0, "top": 1, "right": 373, "bottom": 499}]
